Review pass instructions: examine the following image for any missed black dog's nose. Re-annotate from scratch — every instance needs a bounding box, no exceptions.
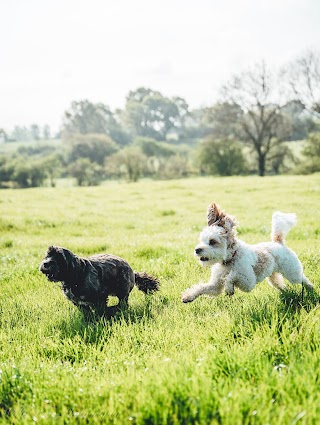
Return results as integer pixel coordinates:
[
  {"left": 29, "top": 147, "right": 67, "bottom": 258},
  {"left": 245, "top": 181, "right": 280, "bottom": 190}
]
[
  {"left": 39, "top": 263, "right": 47, "bottom": 272},
  {"left": 39, "top": 260, "right": 50, "bottom": 272},
  {"left": 195, "top": 248, "right": 202, "bottom": 254}
]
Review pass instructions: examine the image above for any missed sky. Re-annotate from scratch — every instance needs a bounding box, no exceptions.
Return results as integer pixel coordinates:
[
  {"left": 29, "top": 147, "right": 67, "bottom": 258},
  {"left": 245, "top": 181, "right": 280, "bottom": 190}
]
[{"left": 0, "top": 0, "right": 320, "bottom": 134}]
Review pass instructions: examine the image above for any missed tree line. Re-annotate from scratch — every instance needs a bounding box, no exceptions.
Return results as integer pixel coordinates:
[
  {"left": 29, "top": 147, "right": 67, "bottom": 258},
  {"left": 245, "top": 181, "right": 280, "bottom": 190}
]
[{"left": 0, "top": 49, "right": 319, "bottom": 187}]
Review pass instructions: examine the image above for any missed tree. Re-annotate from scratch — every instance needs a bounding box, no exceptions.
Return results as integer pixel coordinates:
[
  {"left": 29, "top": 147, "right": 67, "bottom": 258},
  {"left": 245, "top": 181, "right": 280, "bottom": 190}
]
[
  {"left": 266, "top": 144, "right": 296, "bottom": 175},
  {"left": 11, "top": 126, "right": 32, "bottom": 141},
  {"left": 30, "top": 124, "right": 40, "bottom": 141},
  {"left": 221, "top": 62, "right": 292, "bottom": 176},
  {"left": 43, "top": 124, "right": 51, "bottom": 140},
  {"left": 201, "top": 103, "right": 243, "bottom": 139},
  {"left": 29, "top": 160, "right": 47, "bottom": 186},
  {"left": 133, "top": 137, "right": 175, "bottom": 158},
  {"left": 284, "top": 49, "right": 320, "bottom": 114},
  {"left": 62, "top": 100, "right": 130, "bottom": 145},
  {"left": 106, "top": 147, "right": 147, "bottom": 182},
  {"left": 10, "top": 158, "right": 47, "bottom": 188},
  {"left": 66, "top": 133, "right": 118, "bottom": 165},
  {"left": 159, "top": 154, "right": 192, "bottom": 179},
  {"left": 198, "top": 138, "right": 248, "bottom": 176},
  {"left": 68, "top": 158, "right": 104, "bottom": 186},
  {"left": 280, "top": 100, "right": 316, "bottom": 141},
  {"left": 17, "top": 143, "right": 57, "bottom": 157},
  {"left": 124, "top": 87, "right": 189, "bottom": 141},
  {"left": 0, "top": 156, "right": 15, "bottom": 186},
  {"left": 0, "top": 129, "right": 8, "bottom": 142},
  {"left": 42, "top": 154, "right": 63, "bottom": 187},
  {"left": 299, "top": 132, "right": 320, "bottom": 173}
]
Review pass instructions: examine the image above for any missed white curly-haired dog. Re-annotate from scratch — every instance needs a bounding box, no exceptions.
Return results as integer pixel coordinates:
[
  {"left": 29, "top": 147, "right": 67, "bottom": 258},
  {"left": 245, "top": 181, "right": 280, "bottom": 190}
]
[{"left": 181, "top": 202, "right": 313, "bottom": 303}]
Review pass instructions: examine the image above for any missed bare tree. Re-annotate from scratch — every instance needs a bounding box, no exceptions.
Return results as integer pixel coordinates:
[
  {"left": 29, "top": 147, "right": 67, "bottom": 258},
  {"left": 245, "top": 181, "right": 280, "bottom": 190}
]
[
  {"left": 284, "top": 49, "right": 320, "bottom": 114},
  {"left": 221, "top": 62, "right": 291, "bottom": 176}
]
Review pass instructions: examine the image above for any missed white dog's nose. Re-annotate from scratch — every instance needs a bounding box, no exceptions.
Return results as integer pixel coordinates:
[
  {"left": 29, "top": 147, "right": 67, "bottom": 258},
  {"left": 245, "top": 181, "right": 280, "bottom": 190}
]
[{"left": 195, "top": 248, "right": 202, "bottom": 254}]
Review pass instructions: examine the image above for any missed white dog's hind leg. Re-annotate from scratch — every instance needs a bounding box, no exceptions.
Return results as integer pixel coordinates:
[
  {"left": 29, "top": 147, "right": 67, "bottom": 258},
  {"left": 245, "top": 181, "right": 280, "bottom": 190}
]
[
  {"left": 267, "top": 272, "right": 287, "bottom": 291},
  {"left": 302, "top": 274, "right": 314, "bottom": 290}
]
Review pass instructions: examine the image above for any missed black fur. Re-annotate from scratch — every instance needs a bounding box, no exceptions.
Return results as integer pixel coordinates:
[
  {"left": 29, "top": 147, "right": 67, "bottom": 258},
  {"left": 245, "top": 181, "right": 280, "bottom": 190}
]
[{"left": 39, "top": 246, "right": 160, "bottom": 315}]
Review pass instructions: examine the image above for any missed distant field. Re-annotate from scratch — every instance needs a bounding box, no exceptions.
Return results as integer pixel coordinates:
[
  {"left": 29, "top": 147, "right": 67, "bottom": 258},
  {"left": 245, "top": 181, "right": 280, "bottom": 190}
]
[
  {"left": 0, "top": 139, "right": 61, "bottom": 154},
  {"left": 0, "top": 175, "right": 319, "bottom": 424}
]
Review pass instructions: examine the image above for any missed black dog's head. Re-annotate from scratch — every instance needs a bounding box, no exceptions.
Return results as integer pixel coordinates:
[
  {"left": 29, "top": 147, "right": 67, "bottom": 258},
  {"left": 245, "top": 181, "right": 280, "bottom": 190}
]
[{"left": 39, "top": 246, "right": 76, "bottom": 282}]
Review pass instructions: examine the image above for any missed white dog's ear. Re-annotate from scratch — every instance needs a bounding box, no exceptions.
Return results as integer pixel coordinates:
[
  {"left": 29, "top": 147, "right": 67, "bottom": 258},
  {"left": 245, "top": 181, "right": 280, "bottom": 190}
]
[
  {"left": 207, "top": 202, "right": 237, "bottom": 230},
  {"left": 207, "top": 202, "right": 224, "bottom": 226}
]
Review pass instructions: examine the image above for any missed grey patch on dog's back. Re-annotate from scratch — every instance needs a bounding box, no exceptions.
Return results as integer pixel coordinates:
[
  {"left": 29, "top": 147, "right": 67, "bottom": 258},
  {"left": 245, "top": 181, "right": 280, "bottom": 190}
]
[{"left": 253, "top": 249, "right": 272, "bottom": 280}]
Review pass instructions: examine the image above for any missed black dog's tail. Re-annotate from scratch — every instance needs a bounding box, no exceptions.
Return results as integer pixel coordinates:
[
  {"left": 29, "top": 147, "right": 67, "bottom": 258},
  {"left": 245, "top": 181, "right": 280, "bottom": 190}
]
[{"left": 134, "top": 272, "right": 160, "bottom": 294}]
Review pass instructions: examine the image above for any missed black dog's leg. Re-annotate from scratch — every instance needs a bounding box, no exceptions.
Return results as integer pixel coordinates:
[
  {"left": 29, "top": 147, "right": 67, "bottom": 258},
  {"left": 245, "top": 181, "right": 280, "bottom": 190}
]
[
  {"left": 105, "top": 300, "right": 129, "bottom": 317},
  {"left": 79, "top": 305, "right": 91, "bottom": 313},
  {"left": 118, "top": 296, "right": 129, "bottom": 307},
  {"left": 93, "top": 298, "right": 118, "bottom": 318},
  {"left": 78, "top": 304, "right": 93, "bottom": 321}
]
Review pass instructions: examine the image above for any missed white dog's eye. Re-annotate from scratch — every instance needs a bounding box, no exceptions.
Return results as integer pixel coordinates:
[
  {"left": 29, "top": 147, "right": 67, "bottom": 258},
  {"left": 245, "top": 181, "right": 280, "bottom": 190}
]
[{"left": 209, "top": 239, "right": 216, "bottom": 246}]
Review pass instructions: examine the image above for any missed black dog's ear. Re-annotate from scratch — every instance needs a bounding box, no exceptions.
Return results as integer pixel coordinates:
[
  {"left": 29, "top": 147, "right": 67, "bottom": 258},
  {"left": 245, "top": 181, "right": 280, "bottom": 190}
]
[
  {"left": 46, "top": 245, "right": 57, "bottom": 255},
  {"left": 46, "top": 245, "right": 76, "bottom": 265},
  {"left": 60, "top": 248, "right": 76, "bottom": 267}
]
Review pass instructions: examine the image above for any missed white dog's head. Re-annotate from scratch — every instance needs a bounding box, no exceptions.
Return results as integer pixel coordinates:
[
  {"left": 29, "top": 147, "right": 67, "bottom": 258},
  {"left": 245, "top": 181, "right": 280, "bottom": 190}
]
[{"left": 194, "top": 202, "right": 238, "bottom": 267}]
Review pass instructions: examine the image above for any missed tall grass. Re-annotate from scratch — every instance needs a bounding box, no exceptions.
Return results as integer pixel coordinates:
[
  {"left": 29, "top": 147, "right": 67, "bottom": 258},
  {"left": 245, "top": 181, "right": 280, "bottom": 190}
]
[{"left": 0, "top": 175, "right": 319, "bottom": 424}]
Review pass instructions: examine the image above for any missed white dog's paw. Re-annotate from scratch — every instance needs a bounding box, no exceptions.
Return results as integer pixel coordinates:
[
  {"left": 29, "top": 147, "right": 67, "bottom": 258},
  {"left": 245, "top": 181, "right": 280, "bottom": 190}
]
[{"left": 181, "top": 289, "right": 196, "bottom": 303}]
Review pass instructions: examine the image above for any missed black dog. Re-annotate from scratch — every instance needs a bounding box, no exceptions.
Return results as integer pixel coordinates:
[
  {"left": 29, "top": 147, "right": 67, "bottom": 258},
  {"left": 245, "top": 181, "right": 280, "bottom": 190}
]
[{"left": 39, "top": 246, "right": 160, "bottom": 315}]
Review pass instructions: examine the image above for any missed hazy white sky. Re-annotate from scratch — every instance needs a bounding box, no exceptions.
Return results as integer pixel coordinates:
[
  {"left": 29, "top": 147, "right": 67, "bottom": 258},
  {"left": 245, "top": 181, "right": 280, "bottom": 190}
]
[{"left": 1, "top": 0, "right": 319, "bottom": 133}]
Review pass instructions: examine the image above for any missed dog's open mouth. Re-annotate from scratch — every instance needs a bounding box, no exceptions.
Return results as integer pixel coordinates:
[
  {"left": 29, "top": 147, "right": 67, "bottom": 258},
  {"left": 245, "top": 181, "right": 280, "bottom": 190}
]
[{"left": 200, "top": 256, "right": 209, "bottom": 261}]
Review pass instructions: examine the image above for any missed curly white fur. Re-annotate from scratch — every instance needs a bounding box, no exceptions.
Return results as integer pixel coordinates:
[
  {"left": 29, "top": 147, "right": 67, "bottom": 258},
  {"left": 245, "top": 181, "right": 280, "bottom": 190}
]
[{"left": 181, "top": 203, "right": 313, "bottom": 303}]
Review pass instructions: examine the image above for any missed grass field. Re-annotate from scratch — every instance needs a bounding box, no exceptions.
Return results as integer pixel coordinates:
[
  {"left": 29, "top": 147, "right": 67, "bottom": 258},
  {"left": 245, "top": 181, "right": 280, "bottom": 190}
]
[{"left": 0, "top": 175, "right": 319, "bottom": 424}]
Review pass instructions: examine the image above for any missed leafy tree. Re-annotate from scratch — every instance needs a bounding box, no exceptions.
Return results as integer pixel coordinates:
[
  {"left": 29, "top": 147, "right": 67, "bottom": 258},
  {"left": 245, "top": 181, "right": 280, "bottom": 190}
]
[
  {"left": 133, "top": 137, "right": 175, "bottom": 158},
  {"left": 30, "top": 124, "right": 40, "bottom": 141},
  {"left": 200, "top": 103, "right": 243, "bottom": 139},
  {"left": 9, "top": 159, "right": 47, "bottom": 188},
  {"left": 42, "top": 154, "right": 63, "bottom": 187},
  {"left": 29, "top": 160, "right": 47, "bottom": 186},
  {"left": 11, "top": 126, "right": 32, "bottom": 141},
  {"left": 0, "top": 156, "right": 15, "bottom": 186},
  {"left": 198, "top": 138, "right": 248, "bottom": 176},
  {"left": 265, "top": 144, "right": 296, "bottom": 174},
  {"left": 17, "top": 143, "right": 57, "bottom": 157},
  {"left": 221, "top": 62, "right": 292, "bottom": 176},
  {"left": 68, "top": 158, "right": 104, "bottom": 186},
  {"left": 62, "top": 100, "right": 130, "bottom": 145},
  {"left": 124, "top": 87, "right": 189, "bottom": 141},
  {"left": 159, "top": 154, "right": 192, "bottom": 179},
  {"left": 43, "top": 124, "right": 51, "bottom": 140},
  {"left": 281, "top": 100, "right": 316, "bottom": 141},
  {"left": 106, "top": 147, "right": 147, "bottom": 182},
  {"left": 299, "top": 132, "right": 320, "bottom": 173},
  {"left": 12, "top": 160, "right": 30, "bottom": 187},
  {"left": 0, "top": 129, "right": 8, "bottom": 142},
  {"left": 66, "top": 134, "right": 118, "bottom": 165}
]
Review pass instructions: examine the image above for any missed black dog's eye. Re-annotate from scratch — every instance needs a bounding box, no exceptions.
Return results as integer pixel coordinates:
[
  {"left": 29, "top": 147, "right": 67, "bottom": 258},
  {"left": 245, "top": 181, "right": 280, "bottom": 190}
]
[{"left": 209, "top": 239, "right": 216, "bottom": 246}]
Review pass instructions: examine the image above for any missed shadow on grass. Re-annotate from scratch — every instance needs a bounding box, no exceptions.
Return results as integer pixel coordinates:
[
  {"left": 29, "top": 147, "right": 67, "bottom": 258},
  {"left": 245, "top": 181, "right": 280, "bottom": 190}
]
[
  {"left": 56, "top": 294, "right": 170, "bottom": 342},
  {"left": 246, "top": 286, "right": 320, "bottom": 327},
  {"left": 279, "top": 285, "right": 320, "bottom": 313}
]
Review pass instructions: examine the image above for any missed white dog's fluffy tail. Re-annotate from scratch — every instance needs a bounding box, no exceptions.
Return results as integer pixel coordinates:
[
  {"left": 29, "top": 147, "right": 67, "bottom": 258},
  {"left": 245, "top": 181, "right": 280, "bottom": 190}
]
[{"left": 271, "top": 212, "right": 297, "bottom": 244}]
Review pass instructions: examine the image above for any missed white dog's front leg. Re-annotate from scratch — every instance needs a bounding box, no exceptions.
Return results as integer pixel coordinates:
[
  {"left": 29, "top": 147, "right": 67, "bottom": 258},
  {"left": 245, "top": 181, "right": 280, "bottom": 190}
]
[
  {"left": 181, "top": 264, "right": 226, "bottom": 303},
  {"left": 225, "top": 274, "right": 235, "bottom": 296}
]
